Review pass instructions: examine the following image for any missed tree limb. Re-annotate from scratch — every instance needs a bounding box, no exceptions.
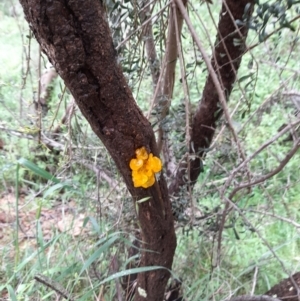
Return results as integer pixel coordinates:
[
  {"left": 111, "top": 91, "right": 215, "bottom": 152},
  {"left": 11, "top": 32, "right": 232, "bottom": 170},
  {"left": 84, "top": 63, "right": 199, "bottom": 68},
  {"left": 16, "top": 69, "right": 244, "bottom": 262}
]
[
  {"left": 19, "top": 1, "right": 176, "bottom": 300},
  {"left": 170, "top": 0, "right": 255, "bottom": 196}
]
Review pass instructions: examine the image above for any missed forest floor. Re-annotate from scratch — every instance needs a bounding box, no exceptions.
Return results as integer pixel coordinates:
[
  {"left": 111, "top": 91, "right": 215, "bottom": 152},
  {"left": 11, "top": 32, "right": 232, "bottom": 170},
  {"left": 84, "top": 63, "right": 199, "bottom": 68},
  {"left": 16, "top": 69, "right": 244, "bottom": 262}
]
[{"left": 0, "top": 192, "right": 91, "bottom": 252}]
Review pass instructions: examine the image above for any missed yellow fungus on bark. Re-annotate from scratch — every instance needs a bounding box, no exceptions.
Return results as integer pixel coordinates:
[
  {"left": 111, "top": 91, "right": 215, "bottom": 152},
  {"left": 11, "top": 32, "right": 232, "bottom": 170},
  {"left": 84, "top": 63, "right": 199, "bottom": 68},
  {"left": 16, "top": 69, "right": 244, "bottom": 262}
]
[
  {"left": 129, "top": 158, "right": 144, "bottom": 171},
  {"left": 135, "top": 146, "right": 148, "bottom": 160},
  {"left": 147, "top": 153, "right": 162, "bottom": 173},
  {"left": 129, "top": 147, "right": 162, "bottom": 188},
  {"left": 132, "top": 171, "right": 148, "bottom": 187},
  {"left": 142, "top": 173, "right": 155, "bottom": 188}
]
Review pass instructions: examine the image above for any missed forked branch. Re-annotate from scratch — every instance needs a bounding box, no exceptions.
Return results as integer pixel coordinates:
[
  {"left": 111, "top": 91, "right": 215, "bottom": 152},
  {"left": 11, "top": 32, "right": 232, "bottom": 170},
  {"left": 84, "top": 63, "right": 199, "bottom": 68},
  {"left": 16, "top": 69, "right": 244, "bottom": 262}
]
[{"left": 170, "top": 0, "right": 255, "bottom": 196}]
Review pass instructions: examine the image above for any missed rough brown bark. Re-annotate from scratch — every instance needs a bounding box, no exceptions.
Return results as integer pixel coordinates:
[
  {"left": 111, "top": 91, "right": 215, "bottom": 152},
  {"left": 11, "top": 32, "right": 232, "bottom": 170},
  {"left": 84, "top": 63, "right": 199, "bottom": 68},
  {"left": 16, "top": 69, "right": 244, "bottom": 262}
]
[
  {"left": 264, "top": 272, "right": 300, "bottom": 301},
  {"left": 170, "top": 0, "right": 255, "bottom": 195},
  {"left": 18, "top": 1, "right": 176, "bottom": 300}
]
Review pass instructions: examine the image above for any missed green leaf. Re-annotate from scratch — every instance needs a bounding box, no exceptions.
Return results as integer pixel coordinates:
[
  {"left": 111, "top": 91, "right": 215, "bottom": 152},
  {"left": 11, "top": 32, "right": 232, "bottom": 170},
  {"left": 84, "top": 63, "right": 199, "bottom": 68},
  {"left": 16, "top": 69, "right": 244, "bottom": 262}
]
[
  {"left": 79, "top": 235, "right": 119, "bottom": 275},
  {"left": 136, "top": 197, "right": 151, "bottom": 204},
  {"left": 238, "top": 73, "right": 253, "bottom": 83},
  {"left": 6, "top": 285, "right": 17, "bottom": 301},
  {"left": 43, "top": 182, "right": 71, "bottom": 198},
  {"left": 95, "top": 232, "right": 123, "bottom": 247},
  {"left": 98, "top": 266, "right": 166, "bottom": 286},
  {"left": 16, "top": 235, "right": 60, "bottom": 272},
  {"left": 248, "top": 58, "right": 254, "bottom": 69},
  {"left": 244, "top": 2, "right": 252, "bottom": 15},
  {"left": 18, "top": 158, "right": 60, "bottom": 184},
  {"left": 88, "top": 216, "right": 101, "bottom": 233},
  {"left": 77, "top": 290, "right": 94, "bottom": 301},
  {"left": 259, "top": 28, "right": 267, "bottom": 43}
]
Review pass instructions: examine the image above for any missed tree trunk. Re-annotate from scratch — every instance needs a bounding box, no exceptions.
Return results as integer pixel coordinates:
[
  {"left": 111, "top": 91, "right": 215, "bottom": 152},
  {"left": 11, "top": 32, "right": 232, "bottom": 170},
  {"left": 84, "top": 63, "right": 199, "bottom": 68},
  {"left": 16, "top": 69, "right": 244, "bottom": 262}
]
[
  {"left": 170, "top": 0, "right": 255, "bottom": 195},
  {"left": 19, "top": 1, "right": 176, "bottom": 300}
]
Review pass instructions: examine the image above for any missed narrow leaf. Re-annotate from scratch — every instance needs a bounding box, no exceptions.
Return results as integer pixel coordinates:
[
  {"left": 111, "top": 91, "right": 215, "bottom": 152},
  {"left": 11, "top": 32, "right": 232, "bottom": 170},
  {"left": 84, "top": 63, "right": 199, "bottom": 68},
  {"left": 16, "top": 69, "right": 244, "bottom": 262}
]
[
  {"left": 6, "top": 284, "right": 18, "bottom": 301},
  {"left": 18, "top": 158, "right": 60, "bottom": 184},
  {"left": 98, "top": 266, "right": 166, "bottom": 286},
  {"left": 80, "top": 236, "right": 119, "bottom": 275}
]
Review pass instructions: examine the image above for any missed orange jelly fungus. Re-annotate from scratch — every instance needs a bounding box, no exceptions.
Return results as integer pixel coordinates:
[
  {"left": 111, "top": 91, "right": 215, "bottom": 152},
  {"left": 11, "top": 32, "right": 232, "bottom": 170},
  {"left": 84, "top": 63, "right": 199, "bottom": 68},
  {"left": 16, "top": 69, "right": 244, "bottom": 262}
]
[{"left": 129, "top": 147, "right": 162, "bottom": 188}]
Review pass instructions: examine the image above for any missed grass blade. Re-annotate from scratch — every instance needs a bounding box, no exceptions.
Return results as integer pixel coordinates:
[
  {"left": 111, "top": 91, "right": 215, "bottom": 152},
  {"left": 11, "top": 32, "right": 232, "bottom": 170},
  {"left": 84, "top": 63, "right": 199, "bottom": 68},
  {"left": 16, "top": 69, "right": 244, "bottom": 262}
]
[
  {"left": 18, "top": 157, "right": 60, "bottom": 184},
  {"left": 79, "top": 235, "right": 119, "bottom": 275}
]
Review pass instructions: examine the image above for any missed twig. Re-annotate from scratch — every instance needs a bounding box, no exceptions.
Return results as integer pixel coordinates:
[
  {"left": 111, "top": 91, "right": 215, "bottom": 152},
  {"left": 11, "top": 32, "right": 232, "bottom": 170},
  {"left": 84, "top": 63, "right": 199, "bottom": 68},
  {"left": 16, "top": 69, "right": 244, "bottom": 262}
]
[
  {"left": 53, "top": 98, "right": 76, "bottom": 134},
  {"left": 229, "top": 295, "right": 282, "bottom": 301},
  {"left": 246, "top": 208, "right": 300, "bottom": 229},
  {"left": 228, "top": 136, "right": 300, "bottom": 199},
  {"left": 49, "top": 85, "right": 67, "bottom": 132},
  {"left": 34, "top": 273, "right": 74, "bottom": 301},
  {"left": 0, "top": 125, "right": 105, "bottom": 151},
  {"left": 155, "top": 0, "right": 186, "bottom": 155},
  {"left": 76, "top": 161, "right": 120, "bottom": 190},
  {"left": 37, "top": 45, "right": 42, "bottom": 144},
  {"left": 116, "top": 1, "right": 171, "bottom": 51},
  {"left": 172, "top": 0, "right": 193, "bottom": 223},
  {"left": 251, "top": 266, "right": 258, "bottom": 296},
  {"left": 223, "top": 119, "right": 300, "bottom": 195},
  {"left": 138, "top": 0, "right": 160, "bottom": 87},
  {"left": 246, "top": 15, "right": 300, "bottom": 53},
  {"left": 216, "top": 131, "right": 300, "bottom": 266},
  {"left": 239, "top": 75, "right": 295, "bottom": 133}
]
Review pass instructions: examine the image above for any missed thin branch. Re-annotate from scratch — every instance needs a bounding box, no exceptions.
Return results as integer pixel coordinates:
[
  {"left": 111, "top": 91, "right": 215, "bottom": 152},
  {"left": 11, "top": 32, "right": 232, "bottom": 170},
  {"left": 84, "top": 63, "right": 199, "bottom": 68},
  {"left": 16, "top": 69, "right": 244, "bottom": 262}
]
[
  {"left": 172, "top": 2, "right": 194, "bottom": 223},
  {"left": 169, "top": 0, "right": 254, "bottom": 197},
  {"left": 217, "top": 121, "right": 300, "bottom": 266},
  {"left": 49, "top": 85, "right": 67, "bottom": 132},
  {"left": 172, "top": 0, "right": 193, "bottom": 222},
  {"left": 37, "top": 45, "right": 42, "bottom": 144},
  {"left": 173, "top": 2, "right": 190, "bottom": 155},
  {"left": 34, "top": 273, "right": 74, "bottom": 301},
  {"left": 246, "top": 209, "right": 300, "bottom": 229},
  {"left": 172, "top": 0, "right": 230, "bottom": 136},
  {"left": 246, "top": 15, "right": 300, "bottom": 53},
  {"left": 229, "top": 138, "right": 300, "bottom": 199},
  {"left": 251, "top": 267, "right": 259, "bottom": 296},
  {"left": 239, "top": 75, "right": 295, "bottom": 133},
  {"left": 145, "top": 0, "right": 187, "bottom": 177},
  {"left": 77, "top": 161, "right": 120, "bottom": 190},
  {"left": 229, "top": 295, "right": 282, "bottom": 301},
  {"left": 156, "top": 0, "right": 187, "bottom": 154},
  {"left": 53, "top": 98, "right": 76, "bottom": 134},
  {"left": 0, "top": 125, "right": 103, "bottom": 151},
  {"left": 222, "top": 119, "right": 300, "bottom": 195},
  {"left": 138, "top": 0, "right": 160, "bottom": 87},
  {"left": 116, "top": 1, "right": 171, "bottom": 51}
]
